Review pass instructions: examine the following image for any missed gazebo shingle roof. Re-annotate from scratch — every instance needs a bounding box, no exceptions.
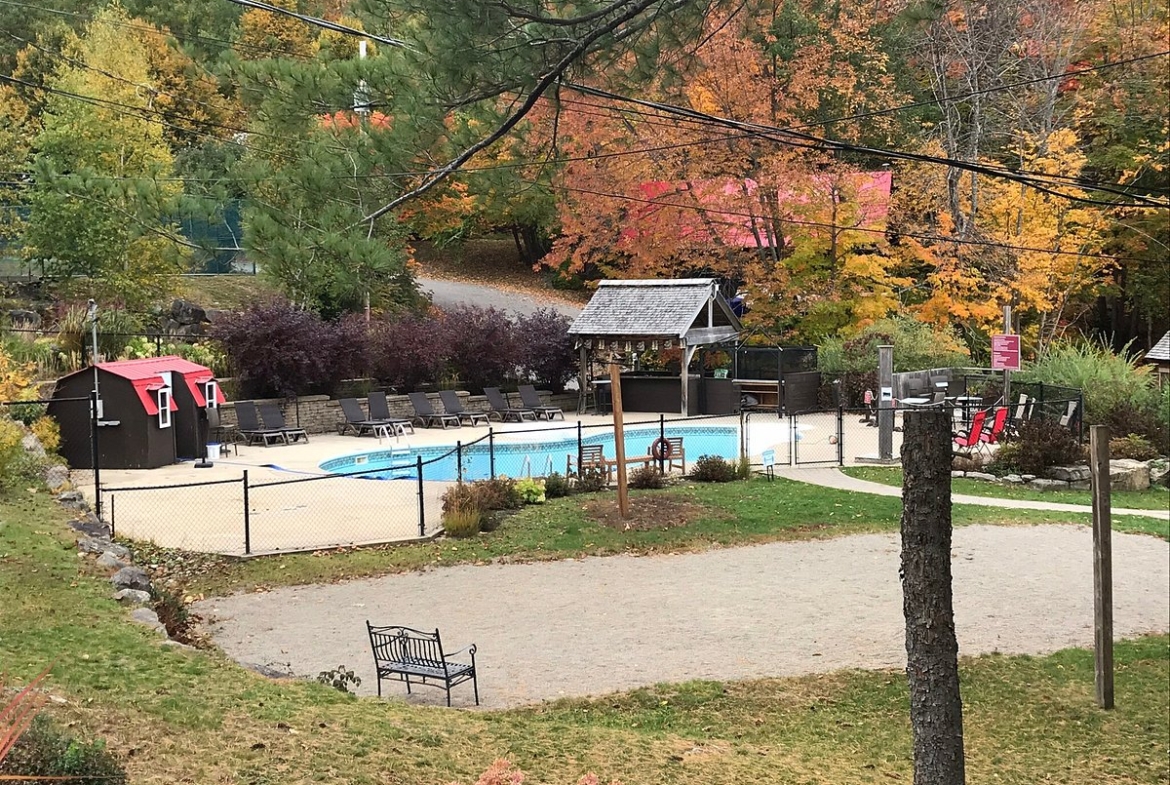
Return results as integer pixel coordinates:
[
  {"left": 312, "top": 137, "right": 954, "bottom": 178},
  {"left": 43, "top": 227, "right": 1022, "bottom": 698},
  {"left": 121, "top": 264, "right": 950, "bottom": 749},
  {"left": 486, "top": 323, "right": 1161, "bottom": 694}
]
[
  {"left": 1147, "top": 331, "right": 1170, "bottom": 362},
  {"left": 568, "top": 279, "right": 740, "bottom": 342}
]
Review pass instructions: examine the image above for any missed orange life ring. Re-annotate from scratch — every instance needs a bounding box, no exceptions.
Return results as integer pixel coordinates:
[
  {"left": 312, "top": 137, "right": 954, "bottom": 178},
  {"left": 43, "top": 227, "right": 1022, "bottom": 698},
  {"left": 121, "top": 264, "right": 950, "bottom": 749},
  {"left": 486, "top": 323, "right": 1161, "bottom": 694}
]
[{"left": 651, "top": 437, "right": 673, "bottom": 462}]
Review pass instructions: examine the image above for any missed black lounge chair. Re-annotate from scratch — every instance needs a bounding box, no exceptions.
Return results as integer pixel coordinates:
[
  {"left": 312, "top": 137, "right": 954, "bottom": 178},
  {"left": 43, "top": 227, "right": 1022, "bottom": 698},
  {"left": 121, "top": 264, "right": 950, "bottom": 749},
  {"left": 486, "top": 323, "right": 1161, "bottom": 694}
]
[
  {"left": 367, "top": 391, "right": 415, "bottom": 436},
  {"left": 234, "top": 400, "right": 288, "bottom": 446},
  {"left": 483, "top": 387, "right": 536, "bottom": 422},
  {"left": 517, "top": 385, "right": 564, "bottom": 420},
  {"left": 258, "top": 402, "right": 309, "bottom": 443},
  {"left": 339, "top": 397, "right": 391, "bottom": 437},
  {"left": 408, "top": 392, "right": 461, "bottom": 429},
  {"left": 438, "top": 390, "right": 489, "bottom": 426}
]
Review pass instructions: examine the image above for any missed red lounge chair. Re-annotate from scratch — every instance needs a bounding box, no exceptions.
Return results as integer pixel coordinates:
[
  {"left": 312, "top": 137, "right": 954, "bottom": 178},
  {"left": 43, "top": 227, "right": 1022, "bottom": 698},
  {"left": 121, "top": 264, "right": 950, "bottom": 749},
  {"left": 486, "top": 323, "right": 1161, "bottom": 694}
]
[
  {"left": 980, "top": 406, "right": 1010, "bottom": 446},
  {"left": 953, "top": 408, "right": 988, "bottom": 452}
]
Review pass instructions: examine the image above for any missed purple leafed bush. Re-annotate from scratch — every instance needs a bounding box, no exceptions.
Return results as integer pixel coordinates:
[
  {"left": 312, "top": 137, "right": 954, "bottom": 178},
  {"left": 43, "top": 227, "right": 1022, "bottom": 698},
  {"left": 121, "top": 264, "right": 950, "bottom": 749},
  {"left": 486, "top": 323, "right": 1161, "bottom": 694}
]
[
  {"left": 440, "top": 306, "right": 519, "bottom": 391},
  {"left": 211, "top": 300, "right": 367, "bottom": 398},
  {"left": 366, "top": 313, "right": 447, "bottom": 391},
  {"left": 516, "top": 308, "right": 576, "bottom": 392}
]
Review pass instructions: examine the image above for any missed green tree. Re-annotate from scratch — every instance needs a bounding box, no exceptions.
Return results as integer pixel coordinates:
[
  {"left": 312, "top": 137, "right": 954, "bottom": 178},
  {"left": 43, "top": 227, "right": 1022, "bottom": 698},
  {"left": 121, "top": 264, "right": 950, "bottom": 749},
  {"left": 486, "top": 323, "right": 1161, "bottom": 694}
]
[{"left": 20, "top": 4, "right": 189, "bottom": 308}]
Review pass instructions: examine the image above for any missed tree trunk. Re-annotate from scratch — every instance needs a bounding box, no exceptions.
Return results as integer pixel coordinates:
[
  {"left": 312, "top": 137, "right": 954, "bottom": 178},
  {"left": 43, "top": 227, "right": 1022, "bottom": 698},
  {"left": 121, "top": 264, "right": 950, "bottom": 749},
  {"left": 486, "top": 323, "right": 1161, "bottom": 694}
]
[{"left": 901, "top": 409, "right": 966, "bottom": 785}]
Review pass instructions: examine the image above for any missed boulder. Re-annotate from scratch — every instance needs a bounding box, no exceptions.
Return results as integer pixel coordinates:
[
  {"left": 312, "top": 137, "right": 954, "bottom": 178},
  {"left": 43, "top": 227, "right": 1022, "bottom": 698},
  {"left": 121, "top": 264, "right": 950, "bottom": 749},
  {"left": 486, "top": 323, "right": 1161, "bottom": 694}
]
[
  {"left": 966, "top": 471, "right": 997, "bottom": 482},
  {"left": 244, "top": 662, "right": 294, "bottom": 680},
  {"left": 1027, "top": 478, "right": 1068, "bottom": 492},
  {"left": 1150, "top": 460, "right": 1169, "bottom": 488},
  {"left": 1046, "top": 465, "right": 1091, "bottom": 483},
  {"left": 1003, "top": 474, "right": 1024, "bottom": 484},
  {"left": 21, "top": 433, "right": 45, "bottom": 458},
  {"left": 204, "top": 308, "right": 227, "bottom": 323},
  {"left": 111, "top": 566, "right": 151, "bottom": 592},
  {"left": 130, "top": 607, "right": 166, "bottom": 634},
  {"left": 7, "top": 308, "right": 41, "bottom": 328},
  {"left": 1021, "top": 474, "right": 1037, "bottom": 482},
  {"left": 170, "top": 299, "right": 208, "bottom": 326},
  {"left": 78, "top": 536, "right": 128, "bottom": 560},
  {"left": 1069, "top": 480, "right": 1091, "bottom": 491},
  {"left": 43, "top": 464, "right": 69, "bottom": 490},
  {"left": 1110, "top": 458, "right": 1150, "bottom": 491},
  {"left": 57, "top": 490, "right": 88, "bottom": 510},
  {"left": 96, "top": 551, "right": 128, "bottom": 570},
  {"left": 113, "top": 588, "right": 151, "bottom": 605},
  {"left": 69, "top": 515, "right": 108, "bottom": 538},
  {"left": 950, "top": 470, "right": 965, "bottom": 478}
]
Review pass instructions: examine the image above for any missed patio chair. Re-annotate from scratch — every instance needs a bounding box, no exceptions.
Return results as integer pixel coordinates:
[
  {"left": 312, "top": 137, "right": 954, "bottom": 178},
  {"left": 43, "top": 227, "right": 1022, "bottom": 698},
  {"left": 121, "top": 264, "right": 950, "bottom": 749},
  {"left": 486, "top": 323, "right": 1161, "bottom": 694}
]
[
  {"left": 979, "top": 406, "right": 1010, "bottom": 446},
  {"left": 234, "top": 400, "right": 288, "bottom": 447},
  {"left": 1058, "top": 400, "right": 1079, "bottom": 429},
  {"left": 408, "top": 392, "right": 461, "bottom": 429},
  {"left": 205, "top": 407, "right": 238, "bottom": 456},
  {"left": 483, "top": 387, "right": 537, "bottom": 422},
  {"left": 953, "top": 408, "right": 989, "bottom": 454},
  {"left": 438, "top": 390, "right": 490, "bottom": 427},
  {"left": 258, "top": 402, "right": 309, "bottom": 444},
  {"left": 517, "top": 385, "right": 564, "bottom": 421},
  {"left": 338, "top": 397, "right": 391, "bottom": 437},
  {"left": 367, "top": 391, "right": 416, "bottom": 436}
]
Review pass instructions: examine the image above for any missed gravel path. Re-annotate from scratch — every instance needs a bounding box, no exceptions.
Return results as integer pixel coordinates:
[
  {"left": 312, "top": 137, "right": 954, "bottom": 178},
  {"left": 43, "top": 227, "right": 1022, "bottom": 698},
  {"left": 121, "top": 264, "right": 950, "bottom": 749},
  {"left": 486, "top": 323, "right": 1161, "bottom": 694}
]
[
  {"left": 197, "top": 525, "right": 1169, "bottom": 709},
  {"left": 416, "top": 275, "right": 582, "bottom": 317}
]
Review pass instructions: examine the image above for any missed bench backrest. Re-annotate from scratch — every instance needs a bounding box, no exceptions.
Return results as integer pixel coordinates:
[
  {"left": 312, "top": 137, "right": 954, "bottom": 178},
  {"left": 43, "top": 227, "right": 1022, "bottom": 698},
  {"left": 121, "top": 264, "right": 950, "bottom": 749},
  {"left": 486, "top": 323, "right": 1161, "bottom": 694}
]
[
  {"left": 579, "top": 444, "right": 607, "bottom": 466},
  {"left": 367, "top": 624, "right": 448, "bottom": 672}
]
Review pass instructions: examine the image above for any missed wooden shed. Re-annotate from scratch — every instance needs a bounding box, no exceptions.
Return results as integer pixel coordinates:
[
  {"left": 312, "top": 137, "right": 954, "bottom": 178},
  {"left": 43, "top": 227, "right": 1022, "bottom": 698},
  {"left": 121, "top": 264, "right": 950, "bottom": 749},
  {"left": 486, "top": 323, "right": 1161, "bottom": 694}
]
[
  {"left": 1146, "top": 331, "right": 1170, "bottom": 390},
  {"left": 568, "top": 279, "right": 741, "bottom": 415},
  {"left": 49, "top": 356, "right": 224, "bottom": 469}
]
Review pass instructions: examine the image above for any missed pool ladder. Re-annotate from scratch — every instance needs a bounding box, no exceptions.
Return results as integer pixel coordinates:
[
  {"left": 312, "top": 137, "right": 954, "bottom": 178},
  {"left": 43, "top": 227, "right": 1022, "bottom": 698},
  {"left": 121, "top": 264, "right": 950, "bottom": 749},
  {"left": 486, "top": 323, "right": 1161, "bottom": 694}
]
[{"left": 518, "top": 455, "right": 556, "bottom": 478}]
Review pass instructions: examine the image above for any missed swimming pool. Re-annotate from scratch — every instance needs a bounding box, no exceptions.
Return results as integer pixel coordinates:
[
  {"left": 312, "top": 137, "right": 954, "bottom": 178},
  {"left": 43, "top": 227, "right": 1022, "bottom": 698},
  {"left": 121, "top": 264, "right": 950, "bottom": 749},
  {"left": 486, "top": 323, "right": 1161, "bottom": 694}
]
[{"left": 319, "top": 424, "right": 741, "bottom": 482}]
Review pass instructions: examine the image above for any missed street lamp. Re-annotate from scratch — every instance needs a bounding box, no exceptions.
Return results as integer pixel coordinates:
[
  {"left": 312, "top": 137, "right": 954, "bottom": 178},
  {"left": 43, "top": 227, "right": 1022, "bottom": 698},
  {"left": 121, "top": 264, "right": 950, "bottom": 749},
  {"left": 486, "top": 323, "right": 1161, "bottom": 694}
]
[{"left": 87, "top": 299, "right": 100, "bottom": 418}]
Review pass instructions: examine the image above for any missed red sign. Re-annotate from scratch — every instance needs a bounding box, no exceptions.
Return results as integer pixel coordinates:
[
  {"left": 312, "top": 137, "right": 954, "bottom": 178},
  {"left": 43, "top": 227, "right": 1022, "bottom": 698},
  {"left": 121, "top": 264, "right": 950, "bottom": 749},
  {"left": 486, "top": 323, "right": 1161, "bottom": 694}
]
[{"left": 991, "top": 334, "right": 1021, "bottom": 371}]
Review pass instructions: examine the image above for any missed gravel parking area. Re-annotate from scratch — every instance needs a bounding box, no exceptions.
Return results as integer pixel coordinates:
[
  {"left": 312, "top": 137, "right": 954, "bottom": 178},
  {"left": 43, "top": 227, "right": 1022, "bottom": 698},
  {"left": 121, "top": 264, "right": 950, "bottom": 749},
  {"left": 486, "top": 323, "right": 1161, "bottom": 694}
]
[{"left": 197, "top": 524, "right": 1170, "bottom": 709}]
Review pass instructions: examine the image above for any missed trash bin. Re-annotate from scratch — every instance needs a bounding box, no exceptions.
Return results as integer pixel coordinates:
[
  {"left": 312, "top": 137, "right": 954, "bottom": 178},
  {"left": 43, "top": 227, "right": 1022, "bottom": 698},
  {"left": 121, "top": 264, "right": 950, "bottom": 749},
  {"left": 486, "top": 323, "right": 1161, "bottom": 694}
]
[{"left": 207, "top": 442, "right": 221, "bottom": 459}]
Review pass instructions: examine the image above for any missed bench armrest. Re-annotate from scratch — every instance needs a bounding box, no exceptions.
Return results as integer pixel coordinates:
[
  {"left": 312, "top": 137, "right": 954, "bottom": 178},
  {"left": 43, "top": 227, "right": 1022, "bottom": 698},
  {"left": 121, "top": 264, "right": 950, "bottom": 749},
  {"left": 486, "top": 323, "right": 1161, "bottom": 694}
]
[{"left": 444, "top": 643, "right": 477, "bottom": 659}]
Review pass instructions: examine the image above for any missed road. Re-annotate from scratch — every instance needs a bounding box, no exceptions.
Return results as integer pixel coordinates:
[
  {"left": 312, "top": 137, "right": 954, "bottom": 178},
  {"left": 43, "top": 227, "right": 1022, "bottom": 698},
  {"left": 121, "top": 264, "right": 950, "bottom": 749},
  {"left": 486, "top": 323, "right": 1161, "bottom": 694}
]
[{"left": 416, "top": 275, "right": 582, "bottom": 317}]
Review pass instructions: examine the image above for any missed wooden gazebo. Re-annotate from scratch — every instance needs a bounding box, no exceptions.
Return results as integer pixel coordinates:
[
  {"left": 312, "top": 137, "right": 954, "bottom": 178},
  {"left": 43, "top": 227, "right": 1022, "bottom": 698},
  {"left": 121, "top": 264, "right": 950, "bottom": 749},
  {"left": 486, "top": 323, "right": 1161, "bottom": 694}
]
[{"left": 567, "top": 279, "right": 741, "bottom": 414}]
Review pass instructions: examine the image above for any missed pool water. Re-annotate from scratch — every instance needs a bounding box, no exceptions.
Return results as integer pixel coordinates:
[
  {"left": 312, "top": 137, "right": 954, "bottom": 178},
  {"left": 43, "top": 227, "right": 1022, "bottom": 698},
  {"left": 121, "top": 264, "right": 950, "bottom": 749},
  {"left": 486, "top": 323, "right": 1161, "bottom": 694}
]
[{"left": 319, "top": 424, "right": 740, "bottom": 482}]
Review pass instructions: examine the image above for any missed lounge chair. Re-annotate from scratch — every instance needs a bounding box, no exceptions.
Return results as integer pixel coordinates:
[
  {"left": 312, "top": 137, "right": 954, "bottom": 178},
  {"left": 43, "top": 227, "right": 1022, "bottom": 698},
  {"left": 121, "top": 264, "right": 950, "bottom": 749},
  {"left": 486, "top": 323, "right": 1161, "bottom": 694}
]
[
  {"left": 408, "top": 392, "right": 461, "bottom": 429},
  {"left": 339, "top": 397, "right": 393, "bottom": 437},
  {"left": 953, "top": 409, "right": 989, "bottom": 455},
  {"left": 517, "top": 385, "right": 564, "bottom": 421},
  {"left": 258, "top": 402, "right": 309, "bottom": 444},
  {"left": 438, "top": 390, "right": 490, "bottom": 426},
  {"left": 979, "top": 406, "right": 1010, "bottom": 446},
  {"left": 483, "top": 387, "right": 537, "bottom": 422},
  {"left": 234, "top": 400, "right": 288, "bottom": 446},
  {"left": 367, "top": 391, "right": 416, "bottom": 436}
]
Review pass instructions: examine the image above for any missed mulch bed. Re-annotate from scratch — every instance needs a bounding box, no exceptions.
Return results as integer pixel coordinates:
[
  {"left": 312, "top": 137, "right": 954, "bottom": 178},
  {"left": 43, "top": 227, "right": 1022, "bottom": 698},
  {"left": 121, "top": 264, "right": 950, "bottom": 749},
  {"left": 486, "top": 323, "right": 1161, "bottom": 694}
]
[{"left": 581, "top": 494, "right": 722, "bottom": 531}]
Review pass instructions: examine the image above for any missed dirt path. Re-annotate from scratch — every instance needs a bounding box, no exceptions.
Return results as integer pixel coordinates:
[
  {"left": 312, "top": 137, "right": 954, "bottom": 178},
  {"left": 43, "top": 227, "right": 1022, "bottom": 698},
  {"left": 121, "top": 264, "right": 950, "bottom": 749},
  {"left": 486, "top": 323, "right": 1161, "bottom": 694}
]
[{"left": 197, "top": 525, "right": 1169, "bottom": 709}]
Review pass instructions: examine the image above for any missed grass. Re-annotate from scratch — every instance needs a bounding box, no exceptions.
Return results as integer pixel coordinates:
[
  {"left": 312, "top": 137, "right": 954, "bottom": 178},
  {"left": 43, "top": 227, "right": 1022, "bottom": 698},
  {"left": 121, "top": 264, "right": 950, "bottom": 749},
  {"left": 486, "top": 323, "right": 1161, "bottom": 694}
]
[
  {"left": 842, "top": 465, "right": 1170, "bottom": 512},
  {"left": 168, "top": 477, "right": 1117, "bottom": 597},
  {"left": 176, "top": 273, "right": 279, "bottom": 310},
  {"left": 1, "top": 492, "right": 1167, "bottom": 784}
]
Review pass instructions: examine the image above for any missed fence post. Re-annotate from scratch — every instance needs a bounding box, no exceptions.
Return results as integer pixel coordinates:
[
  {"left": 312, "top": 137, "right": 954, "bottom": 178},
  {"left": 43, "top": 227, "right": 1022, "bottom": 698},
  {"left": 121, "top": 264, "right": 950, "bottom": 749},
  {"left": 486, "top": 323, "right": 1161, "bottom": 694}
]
[
  {"left": 488, "top": 428, "right": 495, "bottom": 479},
  {"left": 416, "top": 456, "right": 426, "bottom": 537},
  {"left": 577, "top": 421, "right": 583, "bottom": 475},
  {"left": 658, "top": 414, "right": 666, "bottom": 473},
  {"left": 456, "top": 441, "right": 463, "bottom": 484},
  {"left": 837, "top": 405, "right": 845, "bottom": 465},
  {"left": 90, "top": 391, "right": 102, "bottom": 520},
  {"left": 242, "top": 470, "right": 251, "bottom": 555},
  {"left": 109, "top": 495, "right": 115, "bottom": 538},
  {"left": 1078, "top": 391, "right": 1085, "bottom": 443}
]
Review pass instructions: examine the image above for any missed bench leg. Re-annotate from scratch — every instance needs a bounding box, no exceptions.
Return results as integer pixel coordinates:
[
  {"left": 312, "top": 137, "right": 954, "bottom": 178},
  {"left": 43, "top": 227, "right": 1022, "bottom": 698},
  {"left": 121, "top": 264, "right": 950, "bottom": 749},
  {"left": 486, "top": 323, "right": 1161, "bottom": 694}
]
[
  {"left": 377, "top": 675, "right": 381, "bottom": 698},
  {"left": 472, "top": 673, "right": 479, "bottom": 706},
  {"left": 404, "top": 675, "right": 411, "bottom": 694},
  {"left": 446, "top": 683, "right": 452, "bottom": 707}
]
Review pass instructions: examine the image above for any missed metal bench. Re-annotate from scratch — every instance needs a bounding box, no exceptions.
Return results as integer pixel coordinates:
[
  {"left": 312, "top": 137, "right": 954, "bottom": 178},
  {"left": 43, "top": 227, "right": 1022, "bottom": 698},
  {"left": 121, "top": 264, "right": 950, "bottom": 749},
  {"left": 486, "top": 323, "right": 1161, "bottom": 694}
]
[{"left": 366, "top": 623, "right": 479, "bottom": 707}]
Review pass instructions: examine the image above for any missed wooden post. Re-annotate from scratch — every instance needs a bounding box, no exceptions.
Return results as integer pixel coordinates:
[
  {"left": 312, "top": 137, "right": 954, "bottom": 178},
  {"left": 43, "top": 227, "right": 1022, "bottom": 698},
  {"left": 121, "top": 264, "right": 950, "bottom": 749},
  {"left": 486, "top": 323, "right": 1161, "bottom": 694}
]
[
  {"left": 1089, "top": 424, "right": 1114, "bottom": 710},
  {"left": 901, "top": 408, "right": 966, "bottom": 785},
  {"left": 610, "top": 361, "right": 629, "bottom": 519}
]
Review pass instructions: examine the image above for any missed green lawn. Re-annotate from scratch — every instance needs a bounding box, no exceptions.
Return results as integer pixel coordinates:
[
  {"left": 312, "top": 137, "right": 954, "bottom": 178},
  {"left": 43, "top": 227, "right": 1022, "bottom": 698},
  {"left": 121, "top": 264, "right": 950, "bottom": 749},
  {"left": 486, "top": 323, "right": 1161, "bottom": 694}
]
[
  {"left": 842, "top": 465, "right": 1170, "bottom": 510},
  {"left": 157, "top": 477, "right": 1133, "bottom": 598},
  {"left": 1, "top": 493, "right": 1167, "bottom": 784}
]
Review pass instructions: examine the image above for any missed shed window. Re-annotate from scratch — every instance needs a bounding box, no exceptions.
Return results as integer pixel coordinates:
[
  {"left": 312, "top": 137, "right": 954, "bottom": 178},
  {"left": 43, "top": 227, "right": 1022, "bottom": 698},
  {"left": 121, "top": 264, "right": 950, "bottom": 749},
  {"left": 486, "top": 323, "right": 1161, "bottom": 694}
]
[
  {"left": 205, "top": 380, "right": 218, "bottom": 408},
  {"left": 157, "top": 388, "right": 172, "bottom": 428}
]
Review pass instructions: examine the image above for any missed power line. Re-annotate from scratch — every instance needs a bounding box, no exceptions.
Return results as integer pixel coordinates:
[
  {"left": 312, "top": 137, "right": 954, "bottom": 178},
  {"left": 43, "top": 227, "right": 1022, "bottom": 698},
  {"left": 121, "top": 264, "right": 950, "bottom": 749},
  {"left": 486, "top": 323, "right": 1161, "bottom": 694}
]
[{"left": 222, "top": 0, "right": 413, "bottom": 51}]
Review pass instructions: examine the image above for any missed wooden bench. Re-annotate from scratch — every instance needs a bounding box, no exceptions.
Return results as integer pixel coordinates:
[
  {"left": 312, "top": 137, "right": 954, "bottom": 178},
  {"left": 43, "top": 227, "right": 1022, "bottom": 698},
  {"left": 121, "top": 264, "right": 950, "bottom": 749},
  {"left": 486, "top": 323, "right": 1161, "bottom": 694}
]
[
  {"left": 567, "top": 444, "right": 653, "bottom": 484},
  {"left": 366, "top": 623, "right": 479, "bottom": 706}
]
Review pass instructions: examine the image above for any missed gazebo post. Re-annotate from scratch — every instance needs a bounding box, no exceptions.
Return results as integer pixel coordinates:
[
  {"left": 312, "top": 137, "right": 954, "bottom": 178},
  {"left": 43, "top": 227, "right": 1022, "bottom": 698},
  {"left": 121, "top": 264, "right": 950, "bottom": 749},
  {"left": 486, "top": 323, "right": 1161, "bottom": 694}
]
[
  {"left": 577, "top": 344, "right": 589, "bottom": 414},
  {"left": 681, "top": 344, "right": 698, "bottom": 416}
]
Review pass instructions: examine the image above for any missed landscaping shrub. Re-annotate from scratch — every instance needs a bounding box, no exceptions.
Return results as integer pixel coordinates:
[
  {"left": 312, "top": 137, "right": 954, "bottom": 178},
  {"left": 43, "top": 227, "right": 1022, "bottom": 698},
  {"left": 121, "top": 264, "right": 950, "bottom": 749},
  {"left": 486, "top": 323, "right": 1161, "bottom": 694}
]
[
  {"left": 628, "top": 465, "right": 665, "bottom": 489},
  {"left": 1109, "top": 434, "right": 1159, "bottom": 461},
  {"left": 474, "top": 477, "right": 523, "bottom": 511},
  {"left": 440, "top": 306, "right": 518, "bottom": 391},
  {"left": 441, "top": 502, "right": 483, "bottom": 538},
  {"left": 575, "top": 467, "right": 608, "bottom": 493},
  {"left": 818, "top": 317, "right": 969, "bottom": 376},
  {"left": 514, "top": 477, "right": 546, "bottom": 504},
  {"left": 0, "top": 715, "right": 126, "bottom": 784},
  {"left": 989, "top": 418, "right": 1083, "bottom": 476},
  {"left": 211, "top": 300, "right": 366, "bottom": 398},
  {"left": 316, "top": 665, "right": 361, "bottom": 693},
  {"left": 543, "top": 472, "right": 572, "bottom": 498},
  {"left": 55, "top": 303, "right": 143, "bottom": 367},
  {"left": 366, "top": 312, "right": 447, "bottom": 392},
  {"left": 516, "top": 308, "right": 576, "bottom": 392},
  {"left": 689, "top": 455, "right": 737, "bottom": 483}
]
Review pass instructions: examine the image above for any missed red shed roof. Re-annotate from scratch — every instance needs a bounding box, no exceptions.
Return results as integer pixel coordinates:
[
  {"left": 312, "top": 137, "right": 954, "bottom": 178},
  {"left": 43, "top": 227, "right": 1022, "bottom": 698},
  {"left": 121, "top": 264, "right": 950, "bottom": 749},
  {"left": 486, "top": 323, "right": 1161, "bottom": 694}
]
[{"left": 84, "top": 356, "right": 224, "bottom": 415}]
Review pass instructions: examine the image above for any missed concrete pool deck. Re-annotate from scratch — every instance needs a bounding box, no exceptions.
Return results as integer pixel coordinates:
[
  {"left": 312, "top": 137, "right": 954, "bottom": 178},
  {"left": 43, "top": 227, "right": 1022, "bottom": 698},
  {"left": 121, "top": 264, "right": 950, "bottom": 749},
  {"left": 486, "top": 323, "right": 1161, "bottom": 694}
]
[{"left": 80, "top": 410, "right": 900, "bottom": 556}]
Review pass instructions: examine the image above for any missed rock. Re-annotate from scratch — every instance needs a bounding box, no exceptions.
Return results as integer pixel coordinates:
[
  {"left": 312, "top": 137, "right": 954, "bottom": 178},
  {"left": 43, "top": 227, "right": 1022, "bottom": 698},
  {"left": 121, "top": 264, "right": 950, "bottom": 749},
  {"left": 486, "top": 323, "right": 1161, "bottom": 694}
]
[
  {"left": 113, "top": 589, "right": 151, "bottom": 605},
  {"left": 111, "top": 566, "right": 151, "bottom": 592},
  {"left": 57, "top": 490, "right": 88, "bottom": 510},
  {"left": 1027, "top": 478, "right": 1068, "bottom": 492},
  {"left": 161, "top": 639, "right": 196, "bottom": 651},
  {"left": 1110, "top": 458, "right": 1150, "bottom": 492},
  {"left": 170, "top": 299, "right": 208, "bottom": 326},
  {"left": 1069, "top": 480, "right": 1091, "bottom": 491},
  {"left": 78, "top": 537, "right": 128, "bottom": 559},
  {"left": 7, "top": 308, "right": 41, "bottom": 328},
  {"left": 96, "top": 551, "right": 128, "bottom": 570},
  {"left": 966, "top": 471, "right": 997, "bottom": 482},
  {"left": 1021, "top": 474, "right": 1037, "bottom": 482},
  {"left": 174, "top": 322, "right": 205, "bottom": 339},
  {"left": 950, "top": 470, "right": 965, "bottom": 478},
  {"left": 1150, "top": 460, "right": 1170, "bottom": 488},
  {"left": 204, "top": 308, "right": 227, "bottom": 323},
  {"left": 21, "top": 433, "right": 46, "bottom": 458},
  {"left": 130, "top": 607, "right": 166, "bottom": 634},
  {"left": 1003, "top": 474, "right": 1023, "bottom": 484},
  {"left": 43, "top": 464, "right": 69, "bottom": 490},
  {"left": 1047, "top": 465, "right": 1091, "bottom": 483},
  {"left": 69, "top": 515, "right": 109, "bottom": 538}
]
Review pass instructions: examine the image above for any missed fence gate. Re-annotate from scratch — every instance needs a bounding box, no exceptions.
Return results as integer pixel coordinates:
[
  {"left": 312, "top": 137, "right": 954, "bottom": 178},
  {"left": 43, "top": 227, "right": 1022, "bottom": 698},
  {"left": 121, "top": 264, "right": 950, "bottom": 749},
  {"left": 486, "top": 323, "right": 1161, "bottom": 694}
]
[{"left": 792, "top": 408, "right": 845, "bottom": 466}]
